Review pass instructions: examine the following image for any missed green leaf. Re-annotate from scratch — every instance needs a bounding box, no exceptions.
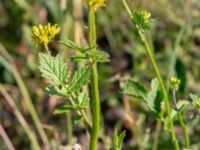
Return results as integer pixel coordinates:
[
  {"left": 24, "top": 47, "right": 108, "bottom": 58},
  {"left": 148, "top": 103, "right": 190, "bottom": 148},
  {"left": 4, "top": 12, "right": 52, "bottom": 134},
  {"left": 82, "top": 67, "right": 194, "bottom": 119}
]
[
  {"left": 112, "top": 129, "right": 126, "bottom": 150},
  {"left": 190, "top": 94, "right": 198, "bottom": 104},
  {"left": 59, "top": 40, "right": 92, "bottom": 53},
  {"left": 67, "top": 68, "right": 90, "bottom": 93},
  {"left": 72, "top": 114, "right": 82, "bottom": 122},
  {"left": 171, "top": 100, "right": 190, "bottom": 118},
  {"left": 121, "top": 78, "right": 162, "bottom": 113},
  {"left": 120, "top": 79, "right": 147, "bottom": 100},
  {"left": 146, "top": 78, "right": 162, "bottom": 112},
  {"left": 190, "top": 94, "right": 200, "bottom": 109},
  {"left": 54, "top": 104, "right": 75, "bottom": 114},
  {"left": 70, "top": 55, "right": 88, "bottom": 62},
  {"left": 39, "top": 53, "right": 68, "bottom": 85},
  {"left": 78, "top": 89, "right": 90, "bottom": 108},
  {"left": 164, "top": 100, "right": 190, "bottom": 131},
  {"left": 86, "top": 50, "right": 110, "bottom": 62},
  {"left": 175, "top": 58, "right": 186, "bottom": 95},
  {"left": 45, "top": 86, "right": 68, "bottom": 97}
]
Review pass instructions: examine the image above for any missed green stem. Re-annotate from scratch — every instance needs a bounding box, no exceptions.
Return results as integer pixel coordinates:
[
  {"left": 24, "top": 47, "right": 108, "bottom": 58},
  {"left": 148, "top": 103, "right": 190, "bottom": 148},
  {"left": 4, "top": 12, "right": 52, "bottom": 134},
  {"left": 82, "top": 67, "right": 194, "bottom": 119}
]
[
  {"left": 121, "top": 1, "right": 179, "bottom": 149},
  {"left": 88, "top": 10, "right": 100, "bottom": 150},
  {"left": 177, "top": 112, "right": 190, "bottom": 149},
  {"left": 138, "top": 32, "right": 179, "bottom": 150}
]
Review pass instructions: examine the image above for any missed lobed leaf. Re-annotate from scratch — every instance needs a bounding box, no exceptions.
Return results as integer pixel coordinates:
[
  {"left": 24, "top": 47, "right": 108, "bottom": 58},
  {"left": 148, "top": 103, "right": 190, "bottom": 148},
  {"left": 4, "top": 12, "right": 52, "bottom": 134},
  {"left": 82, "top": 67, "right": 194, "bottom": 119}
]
[
  {"left": 67, "top": 68, "right": 90, "bottom": 94},
  {"left": 121, "top": 78, "right": 163, "bottom": 113},
  {"left": 39, "top": 52, "right": 68, "bottom": 85}
]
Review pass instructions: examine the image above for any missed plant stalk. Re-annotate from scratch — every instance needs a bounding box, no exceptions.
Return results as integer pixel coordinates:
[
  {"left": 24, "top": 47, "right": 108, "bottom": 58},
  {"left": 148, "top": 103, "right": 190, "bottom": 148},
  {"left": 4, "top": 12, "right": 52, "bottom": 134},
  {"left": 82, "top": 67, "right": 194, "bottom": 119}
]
[
  {"left": 138, "top": 32, "right": 179, "bottom": 150},
  {"left": 177, "top": 112, "right": 190, "bottom": 148},
  {"left": 88, "top": 9, "right": 100, "bottom": 150},
  {"left": 121, "top": 1, "right": 179, "bottom": 149}
]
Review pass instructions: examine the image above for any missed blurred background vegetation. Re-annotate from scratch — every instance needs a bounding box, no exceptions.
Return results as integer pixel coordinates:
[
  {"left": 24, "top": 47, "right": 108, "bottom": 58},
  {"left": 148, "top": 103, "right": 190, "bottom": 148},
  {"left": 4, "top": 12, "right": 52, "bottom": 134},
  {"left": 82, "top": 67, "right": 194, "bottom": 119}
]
[{"left": 0, "top": 0, "right": 200, "bottom": 149}]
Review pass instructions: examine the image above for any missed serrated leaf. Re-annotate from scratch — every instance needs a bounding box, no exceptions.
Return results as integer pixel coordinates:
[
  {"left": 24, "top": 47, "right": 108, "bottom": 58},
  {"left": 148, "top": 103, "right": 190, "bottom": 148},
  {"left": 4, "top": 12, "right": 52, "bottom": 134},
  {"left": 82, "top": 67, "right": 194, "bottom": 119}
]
[
  {"left": 39, "top": 53, "right": 68, "bottom": 85},
  {"left": 59, "top": 40, "right": 92, "bottom": 53},
  {"left": 45, "top": 86, "right": 68, "bottom": 97},
  {"left": 67, "top": 68, "right": 90, "bottom": 93},
  {"left": 121, "top": 78, "right": 162, "bottom": 113},
  {"left": 86, "top": 50, "right": 110, "bottom": 62},
  {"left": 78, "top": 89, "right": 90, "bottom": 108},
  {"left": 112, "top": 129, "right": 126, "bottom": 150},
  {"left": 121, "top": 80, "right": 147, "bottom": 100}
]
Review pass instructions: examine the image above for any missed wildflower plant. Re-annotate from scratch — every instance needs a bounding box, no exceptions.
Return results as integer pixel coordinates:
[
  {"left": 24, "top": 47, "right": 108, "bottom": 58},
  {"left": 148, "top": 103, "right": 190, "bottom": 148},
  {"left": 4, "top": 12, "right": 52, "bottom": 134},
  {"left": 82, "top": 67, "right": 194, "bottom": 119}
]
[
  {"left": 121, "top": 0, "right": 200, "bottom": 149},
  {"left": 31, "top": 0, "right": 113, "bottom": 149},
  {"left": 121, "top": 0, "right": 180, "bottom": 149}
]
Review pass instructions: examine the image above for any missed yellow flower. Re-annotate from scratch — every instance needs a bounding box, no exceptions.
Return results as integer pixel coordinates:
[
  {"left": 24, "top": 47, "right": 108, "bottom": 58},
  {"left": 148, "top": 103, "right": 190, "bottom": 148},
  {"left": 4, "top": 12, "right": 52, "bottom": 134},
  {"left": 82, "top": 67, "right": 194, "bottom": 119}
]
[
  {"left": 141, "top": 11, "right": 151, "bottom": 20},
  {"left": 86, "top": 0, "right": 105, "bottom": 11},
  {"left": 31, "top": 23, "right": 60, "bottom": 47}
]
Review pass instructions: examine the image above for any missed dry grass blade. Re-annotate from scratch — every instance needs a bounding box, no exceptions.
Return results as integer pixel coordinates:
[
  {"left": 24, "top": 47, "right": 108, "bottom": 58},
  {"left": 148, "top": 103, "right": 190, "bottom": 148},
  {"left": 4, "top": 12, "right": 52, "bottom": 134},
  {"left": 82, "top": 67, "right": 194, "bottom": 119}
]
[{"left": 0, "top": 124, "right": 16, "bottom": 150}]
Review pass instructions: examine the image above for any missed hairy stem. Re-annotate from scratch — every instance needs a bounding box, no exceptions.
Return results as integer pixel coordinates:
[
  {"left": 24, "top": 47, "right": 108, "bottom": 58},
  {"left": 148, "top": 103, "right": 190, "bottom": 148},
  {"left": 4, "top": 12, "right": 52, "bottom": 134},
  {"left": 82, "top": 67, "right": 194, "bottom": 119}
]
[{"left": 88, "top": 10, "right": 100, "bottom": 150}]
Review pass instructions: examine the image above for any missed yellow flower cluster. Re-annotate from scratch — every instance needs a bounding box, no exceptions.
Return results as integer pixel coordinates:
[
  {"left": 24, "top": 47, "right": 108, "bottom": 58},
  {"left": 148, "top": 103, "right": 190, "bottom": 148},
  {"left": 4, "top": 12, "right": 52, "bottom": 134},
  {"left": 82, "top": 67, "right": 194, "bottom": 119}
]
[
  {"left": 141, "top": 11, "right": 151, "bottom": 20},
  {"left": 86, "top": 0, "right": 105, "bottom": 11},
  {"left": 32, "top": 23, "right": 60, "bottom": 47}
]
